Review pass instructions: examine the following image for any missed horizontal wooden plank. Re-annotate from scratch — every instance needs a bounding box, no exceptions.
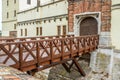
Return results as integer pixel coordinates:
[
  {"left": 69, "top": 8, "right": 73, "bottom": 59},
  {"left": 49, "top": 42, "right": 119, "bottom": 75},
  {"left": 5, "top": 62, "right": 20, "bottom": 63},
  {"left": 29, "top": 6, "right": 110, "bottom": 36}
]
[{"left": 0, "top": 35, "right": 99, "bottom": 72}]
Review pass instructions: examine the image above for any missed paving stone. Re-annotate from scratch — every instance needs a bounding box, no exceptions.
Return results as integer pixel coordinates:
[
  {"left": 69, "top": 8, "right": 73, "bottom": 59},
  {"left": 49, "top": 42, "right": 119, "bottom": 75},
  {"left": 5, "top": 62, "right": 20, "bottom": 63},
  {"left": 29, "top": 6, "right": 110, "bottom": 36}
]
[{"left": 0, "top": 64, "right": 40, "bottom": 80}]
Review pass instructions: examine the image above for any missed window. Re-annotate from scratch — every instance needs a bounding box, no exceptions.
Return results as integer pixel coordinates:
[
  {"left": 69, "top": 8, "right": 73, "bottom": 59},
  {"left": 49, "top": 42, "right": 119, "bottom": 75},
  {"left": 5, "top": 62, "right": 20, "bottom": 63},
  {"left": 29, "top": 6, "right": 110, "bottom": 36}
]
[
  {"left": 7, "top": 12, "right": 9, "bottom": 18},
  {"left": 14, "top": 0, "right": 16, "bottom": 3},
  {"left": 21, "top": 29, "right": 23, "bottom": 36},
  {"left": 27, "top": 0, "right": 31, "bottom": 4},
  {"left": 36, "top": 27, "right": 39, "bottom": 35},
  {"left": 25, "top": 29, "right": 27, "bottom": 36},
  {"left": 14, "top": 24, "right": 16, "bottom": 29},
  {"left": 63, "top": 25, "right": 66, "bottom": 35},
  {"left": 49, "top": 20, "right": 51, "bottom": 23},
  {"left": 14, "top": 10, "right": 16, "bottom": 17},
  {"left": 9, "top": 31, "right": 17, "bottom": 37},
  {"left": 7, "top": 0, "right": 9, "bottom": 6},
  {"left": 36, "top": 27, "right": 42, "bottom": 36},
  {"left": 54, "top": 19, "right": 56, "bottom": 22},
  {"left": 60, "top": 18, "right": 62, "bottom": 21},
  {"left": 66, "top": 17, "right": 68, "bottom": 20},
  {"left": 44, "top": 20, "right": 46, "bottom": 23},
  {"left": 40, "top": 27, "right": 42, "bottom": 35},
  {"left": 57, "top": 26, "right": 61, "bottom": 35}
]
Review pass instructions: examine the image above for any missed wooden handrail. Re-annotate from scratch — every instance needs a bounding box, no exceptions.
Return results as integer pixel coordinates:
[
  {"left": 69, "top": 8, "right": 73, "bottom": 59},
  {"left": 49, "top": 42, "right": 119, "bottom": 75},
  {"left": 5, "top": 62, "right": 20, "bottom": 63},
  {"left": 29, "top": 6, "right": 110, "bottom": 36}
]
[
  {"left": 0, "top": 35, "right": 74, "bottom": 43},
  {"left": 0, "top": 35, "right": 99, "bottom": 72}
]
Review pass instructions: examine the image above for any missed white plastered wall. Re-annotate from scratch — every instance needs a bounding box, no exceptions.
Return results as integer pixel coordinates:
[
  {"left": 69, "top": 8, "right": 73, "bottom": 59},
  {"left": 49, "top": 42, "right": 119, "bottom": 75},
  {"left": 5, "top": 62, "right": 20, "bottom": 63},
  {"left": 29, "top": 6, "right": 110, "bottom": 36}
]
[
  {"left": 19, "top": 0, "right": 37, "bottom": 11},
  {"left": 2, "top": 0, "right": 19, "bottom": 36},
  {"left": 17, "top": 0, "right": 68, "bottom": 37},
  {"left": 111, "top": 1, "right": 120, "bottom": 49}
]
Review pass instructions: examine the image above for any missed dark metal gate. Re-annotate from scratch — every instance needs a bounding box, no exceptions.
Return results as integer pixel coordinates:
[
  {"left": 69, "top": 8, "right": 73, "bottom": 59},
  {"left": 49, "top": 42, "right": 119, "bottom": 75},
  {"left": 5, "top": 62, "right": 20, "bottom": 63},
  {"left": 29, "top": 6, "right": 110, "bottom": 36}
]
[{"left": 80, "top": 17, "right": 98, "bottom": 36}]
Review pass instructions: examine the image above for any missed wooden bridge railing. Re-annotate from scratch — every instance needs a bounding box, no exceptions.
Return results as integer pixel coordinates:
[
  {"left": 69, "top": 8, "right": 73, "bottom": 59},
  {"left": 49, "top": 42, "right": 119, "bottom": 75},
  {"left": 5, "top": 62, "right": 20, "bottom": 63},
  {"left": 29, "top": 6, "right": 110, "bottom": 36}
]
[
  {"left": 0, "top": 35, "right": 74, "bottom": 43},
  {"left": 0, "top": 35, "right": 99, "bottom": 75}
]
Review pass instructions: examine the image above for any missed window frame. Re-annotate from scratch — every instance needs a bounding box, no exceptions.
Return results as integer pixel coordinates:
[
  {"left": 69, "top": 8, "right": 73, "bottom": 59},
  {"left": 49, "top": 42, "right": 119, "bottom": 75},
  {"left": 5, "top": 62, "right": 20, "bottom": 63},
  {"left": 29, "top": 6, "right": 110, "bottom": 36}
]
[
  {"left": 14, "top": 24, "right": 16, "bottom": 29},
  {"left": 57, "top": 26, "right": 61, "bottom": 35},
  {"left": 21, "top": 29, "right": 23, "bottom": 36},
  {"left": 14, "top": 10, "right": 16, "bottom": 17},
  {"left": 25, "top": 29, "right": 27, "bottom": 36},
  {"left": 40, "top": 27, "right": 42, "bottom": 35},
  {"left": 7, "top": 12, "right": 9, "bottom": 18},
  {"left": 63, "top": 25, "right": 66, "bottom": 35},
  {"left": 27, "top": 0, "right": 31, "bottom": 4},
  {"left": 14, "top": 0, "right": 16, "bottom": 4},
  {"left": 36, "top": 27, "right": 39, "bottom": 36}
]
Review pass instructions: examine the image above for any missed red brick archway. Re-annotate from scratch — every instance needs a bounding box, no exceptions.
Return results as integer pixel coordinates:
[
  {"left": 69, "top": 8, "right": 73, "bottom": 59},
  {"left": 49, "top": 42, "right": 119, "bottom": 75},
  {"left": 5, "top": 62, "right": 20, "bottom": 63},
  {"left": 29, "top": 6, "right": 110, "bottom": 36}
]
[{"left": 80, "top": 17, "right": 98, "bottom": 36}]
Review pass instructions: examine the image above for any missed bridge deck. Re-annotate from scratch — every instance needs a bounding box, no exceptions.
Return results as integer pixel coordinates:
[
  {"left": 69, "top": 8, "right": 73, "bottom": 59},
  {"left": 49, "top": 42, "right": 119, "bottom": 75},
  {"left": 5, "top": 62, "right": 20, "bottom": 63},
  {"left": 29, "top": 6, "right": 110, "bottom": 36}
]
[{"left": 0, "top": 35, "right": 99, "bottom": 76}]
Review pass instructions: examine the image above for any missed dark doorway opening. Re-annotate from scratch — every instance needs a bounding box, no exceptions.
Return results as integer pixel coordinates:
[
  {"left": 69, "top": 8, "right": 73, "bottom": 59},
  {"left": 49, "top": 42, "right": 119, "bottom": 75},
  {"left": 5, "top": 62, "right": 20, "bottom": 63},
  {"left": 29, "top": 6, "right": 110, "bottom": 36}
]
[{"left": 80, "top": 17, "right": 98, "bottom": 36}]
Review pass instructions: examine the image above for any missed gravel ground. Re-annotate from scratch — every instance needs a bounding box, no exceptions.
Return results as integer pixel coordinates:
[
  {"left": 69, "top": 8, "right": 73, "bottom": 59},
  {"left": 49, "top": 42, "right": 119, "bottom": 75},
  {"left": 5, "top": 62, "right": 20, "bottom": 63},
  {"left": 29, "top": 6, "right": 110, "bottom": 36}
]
[
  {"left": 48, "top": 59, "right": 91, "bottom": 80},
  {"left": 34, "top": 57, "right": 111, "bottom": 80}
]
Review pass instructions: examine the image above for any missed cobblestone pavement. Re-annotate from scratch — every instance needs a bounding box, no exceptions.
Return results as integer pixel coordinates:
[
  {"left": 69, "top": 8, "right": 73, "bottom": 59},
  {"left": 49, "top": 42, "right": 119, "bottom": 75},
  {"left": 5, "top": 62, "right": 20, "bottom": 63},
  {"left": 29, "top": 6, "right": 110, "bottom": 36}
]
[{"left": 0, "top": 64, "right": 39, "bottom": 80}]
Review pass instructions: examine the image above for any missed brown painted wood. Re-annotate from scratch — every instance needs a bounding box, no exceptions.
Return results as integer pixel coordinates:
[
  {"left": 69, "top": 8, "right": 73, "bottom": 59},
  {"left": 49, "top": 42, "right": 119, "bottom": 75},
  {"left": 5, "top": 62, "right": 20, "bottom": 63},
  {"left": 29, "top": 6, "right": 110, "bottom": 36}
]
[
  {"left": 0, "top": 35, "right": 74, "bottom": 43},
  {"left": 73, "top": 58, "right": 86, "bottom": 76},
  {"left": 0, "top": 35, "right": 99, "bottom": 76},
  {"left": 62, "top": 63, "right": 71, "bottom": 73}
]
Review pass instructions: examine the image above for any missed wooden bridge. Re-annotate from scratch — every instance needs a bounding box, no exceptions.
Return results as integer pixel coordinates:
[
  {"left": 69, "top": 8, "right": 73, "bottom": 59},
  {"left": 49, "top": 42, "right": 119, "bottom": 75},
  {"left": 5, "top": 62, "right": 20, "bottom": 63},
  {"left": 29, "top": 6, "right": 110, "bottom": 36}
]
[{"left": 0, "top": 35, "right": 99, "bottom": 76}]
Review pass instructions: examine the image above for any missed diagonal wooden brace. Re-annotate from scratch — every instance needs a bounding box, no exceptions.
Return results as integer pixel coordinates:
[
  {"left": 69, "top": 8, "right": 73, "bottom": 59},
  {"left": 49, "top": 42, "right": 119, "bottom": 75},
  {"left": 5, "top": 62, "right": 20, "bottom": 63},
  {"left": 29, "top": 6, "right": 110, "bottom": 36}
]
[
  {"left": 62, "top": 63, "right": 71, "bottom": 73},
  {"left": 72, "top": 58, "right": 86, "bottom": 76}
]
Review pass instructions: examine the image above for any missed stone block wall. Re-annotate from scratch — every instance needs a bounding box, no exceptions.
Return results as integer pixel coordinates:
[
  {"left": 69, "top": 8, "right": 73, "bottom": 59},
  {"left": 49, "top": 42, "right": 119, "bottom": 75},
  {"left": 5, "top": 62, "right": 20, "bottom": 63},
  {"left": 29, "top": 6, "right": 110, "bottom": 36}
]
[{"left": 68, "top": 0, "right": 111, "bottom": 32}]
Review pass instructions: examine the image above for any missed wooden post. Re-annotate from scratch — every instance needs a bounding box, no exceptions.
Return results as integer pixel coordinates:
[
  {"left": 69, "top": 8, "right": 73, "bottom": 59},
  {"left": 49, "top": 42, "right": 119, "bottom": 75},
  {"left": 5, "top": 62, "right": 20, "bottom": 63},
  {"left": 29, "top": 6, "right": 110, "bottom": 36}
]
[
  {"left": 36, "top": 42, "right": 40, "bottom": 67},
  {"left": 77, "top": 38, "right": 80, "bottom": 55},
  {"left": 61, "top": 39, "right": 64, "bottom": 60},
  {"left": 70, "top": 38, "right": 73, "bottom": 58},
  {"left": 19, "top": 44, "right": 23, "bottom": 70},
  {"left": 50, "top": 40, "right": 53, "bottom": 63}
]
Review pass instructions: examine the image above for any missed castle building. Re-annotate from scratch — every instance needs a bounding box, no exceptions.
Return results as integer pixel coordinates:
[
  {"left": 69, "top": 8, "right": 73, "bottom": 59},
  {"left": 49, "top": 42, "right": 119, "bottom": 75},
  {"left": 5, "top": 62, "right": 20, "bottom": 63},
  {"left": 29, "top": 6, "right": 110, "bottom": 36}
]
[
  {"left": 2, "top": 0, "right": 120, "bottom": 79},
  {"left": 17, "top": 0, "right": 68, "bottom": 37},
  {"left": 111, "top": 0, "right": 120, "bottom": 49},
  {"left": 111, "top": 1, "right": 120, "bottom": 79},
  {"left": 2, "top": 0, "right": 19, "bottom": 37},
  {"left": 2, "top": 0, "right": 68, "bottom": 37}
]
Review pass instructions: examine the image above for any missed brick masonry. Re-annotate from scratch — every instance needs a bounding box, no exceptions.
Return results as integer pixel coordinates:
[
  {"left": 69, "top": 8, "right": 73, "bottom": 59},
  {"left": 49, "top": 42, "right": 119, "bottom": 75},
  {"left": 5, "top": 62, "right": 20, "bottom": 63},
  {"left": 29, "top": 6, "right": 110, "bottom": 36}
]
[{"left": 68, "top": 0, "right": 111, "bottom": 32}]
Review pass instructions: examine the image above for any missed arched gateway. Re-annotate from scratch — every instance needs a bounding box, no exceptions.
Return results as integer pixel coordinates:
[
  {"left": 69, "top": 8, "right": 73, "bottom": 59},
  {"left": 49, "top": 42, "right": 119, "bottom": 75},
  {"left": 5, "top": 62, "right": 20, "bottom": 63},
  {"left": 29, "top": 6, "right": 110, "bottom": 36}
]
[
  {"left": 80, "top": 17, "right": 98, "bottom": 36},
  {"left": 79, "top": 17, "right": 98, "bottom": 70}
]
